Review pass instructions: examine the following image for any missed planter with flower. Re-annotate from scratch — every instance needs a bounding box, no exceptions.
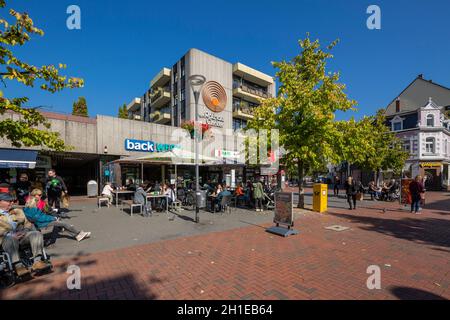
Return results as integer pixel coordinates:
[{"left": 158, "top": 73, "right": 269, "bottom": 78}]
[{"left": 181, "top": 120, "right": 212, "bottom": 139}]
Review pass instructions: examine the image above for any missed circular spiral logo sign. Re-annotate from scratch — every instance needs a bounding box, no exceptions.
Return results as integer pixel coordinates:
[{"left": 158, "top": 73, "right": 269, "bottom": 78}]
[{"left": 202, "top": 81, "right": 227, "bottom": 113}]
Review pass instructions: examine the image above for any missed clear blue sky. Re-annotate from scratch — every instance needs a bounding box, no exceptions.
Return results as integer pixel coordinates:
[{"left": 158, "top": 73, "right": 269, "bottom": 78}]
[{"left": 4, "top": 0, "right": 450, "bottom": 120}]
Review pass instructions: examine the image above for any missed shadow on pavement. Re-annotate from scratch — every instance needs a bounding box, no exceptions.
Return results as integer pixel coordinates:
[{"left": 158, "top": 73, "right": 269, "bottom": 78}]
[
  {"left": 0, "top": 273, "right": 160, "bottom": 300},
  {"left": 0, "top": 250, "right": 162, "bottom": 300},
  {"left": 328, "top": 212, "right": 450, "bottom": 249},
  {"left": 390, "top": 286, "right": 447, "bottom": 300}
]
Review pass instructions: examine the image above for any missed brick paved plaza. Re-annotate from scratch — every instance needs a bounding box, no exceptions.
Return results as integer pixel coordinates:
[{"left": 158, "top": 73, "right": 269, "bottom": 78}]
[{"left": 1, "top": 191, "right": 449, "bottom": 300}]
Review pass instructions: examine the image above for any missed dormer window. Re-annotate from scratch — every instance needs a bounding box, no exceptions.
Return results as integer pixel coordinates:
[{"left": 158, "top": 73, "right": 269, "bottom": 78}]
[
  {"left": 391, "top": 116, "right": 404, "bottom": 131},
  {"left": 426, "top": 114, "right": 434, "bottom": 127}
]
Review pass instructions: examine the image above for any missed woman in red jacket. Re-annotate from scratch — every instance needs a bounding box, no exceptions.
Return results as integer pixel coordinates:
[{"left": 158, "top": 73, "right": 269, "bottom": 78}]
[{"left": 409, "top": 175, "right": 425, "bottom": 214}]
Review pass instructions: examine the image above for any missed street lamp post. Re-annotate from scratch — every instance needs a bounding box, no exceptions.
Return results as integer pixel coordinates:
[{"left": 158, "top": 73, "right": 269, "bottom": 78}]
[{"left": 189, "top": 75, "right": 206, "bottom": 223}]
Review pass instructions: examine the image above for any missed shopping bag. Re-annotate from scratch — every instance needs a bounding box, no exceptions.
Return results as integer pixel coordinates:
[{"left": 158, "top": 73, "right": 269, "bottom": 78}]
[{"left": 61, "top": 191, "right": 70, "bottom": 209}]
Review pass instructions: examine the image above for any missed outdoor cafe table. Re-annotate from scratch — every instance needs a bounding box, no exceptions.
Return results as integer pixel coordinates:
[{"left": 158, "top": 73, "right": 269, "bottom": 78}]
[
  {"left": 146, "top": 194, "right": 168, "bottom": 213},
  {"left": 112, "top": 190, "right": 134, "bottom": 207}
]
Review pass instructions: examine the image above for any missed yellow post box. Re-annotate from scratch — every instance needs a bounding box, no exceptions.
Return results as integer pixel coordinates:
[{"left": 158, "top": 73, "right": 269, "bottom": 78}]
[{"left": 313, "top": 183, "right": 328, "bottom": 213}]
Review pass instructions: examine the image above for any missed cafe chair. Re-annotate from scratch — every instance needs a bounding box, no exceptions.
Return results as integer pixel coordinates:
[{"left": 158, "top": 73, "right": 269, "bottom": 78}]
[
  {"left": 214, "top": 195, "right": 232, "bottom": 214},
  {"left": 98, "top": 196, "right": 110, "bottom": 208}
]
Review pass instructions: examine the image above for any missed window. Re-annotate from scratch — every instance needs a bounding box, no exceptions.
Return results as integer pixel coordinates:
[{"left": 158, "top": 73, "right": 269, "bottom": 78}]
[
  {"left": 403, "top": 140, "right": 411, "bottom": 154},
  {"left": 427, "top": 114, "right": 434, "bottom": 127},
  {"left": 232, "top": 118, "right": 247, "bottom": 131},
  {"left": 445, "top": 139, "right": 448, "bottom": 155},
  {"left": 393, "top": 122, "right": 402, "bottom": 131},
  {"left": 425, "top": 137, "right": 435, "bottom": 154},
  {"left": 180, "top": 89, "right": 185, "bottom": 102},
  {"left": 180, "top": 101, "right": 186, "bottom": 121},
  {"left": 180, "top": 57, "right": 185, "bottom": 78}
]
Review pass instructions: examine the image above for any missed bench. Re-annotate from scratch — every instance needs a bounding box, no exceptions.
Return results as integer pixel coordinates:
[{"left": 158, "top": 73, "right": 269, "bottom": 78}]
[{"left": 121, "top": 200, "right": 142, "bottom": 216}]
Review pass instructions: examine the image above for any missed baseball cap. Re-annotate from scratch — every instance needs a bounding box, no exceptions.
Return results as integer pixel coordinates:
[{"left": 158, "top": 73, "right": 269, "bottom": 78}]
[{"left": 0, "top": 192, "right": 15, "bottom": 201}]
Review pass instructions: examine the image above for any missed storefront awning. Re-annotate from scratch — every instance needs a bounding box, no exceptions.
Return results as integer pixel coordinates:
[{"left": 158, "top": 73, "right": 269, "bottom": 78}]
[{"left": 0, "top": 149, "right": 38, "bottom": 169}]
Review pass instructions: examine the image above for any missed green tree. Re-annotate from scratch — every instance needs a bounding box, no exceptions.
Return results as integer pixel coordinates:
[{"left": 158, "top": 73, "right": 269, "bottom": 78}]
[
  {"left": 333, "top": 116, "right": 377, "bottom": 177},
  {"left": 118, "top": 103, "right": 128, "bottom": 119},
  {"left": 0, "top": 1, "right": 83, "bottom": 150},
  {"left": 362, "top": 110, "right": 409, "bottom": 183},
  {"left": 248, "top": 35, "right": 355, "bottom": 208},
  {"left": 72, "top": 96, "right": 88, "bottom": 117}
]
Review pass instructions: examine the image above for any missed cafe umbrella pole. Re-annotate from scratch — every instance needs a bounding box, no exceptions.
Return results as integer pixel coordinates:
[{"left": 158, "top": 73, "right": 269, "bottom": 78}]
[{"left": 189, "top": 75, "right": 206, "bottom": 223}]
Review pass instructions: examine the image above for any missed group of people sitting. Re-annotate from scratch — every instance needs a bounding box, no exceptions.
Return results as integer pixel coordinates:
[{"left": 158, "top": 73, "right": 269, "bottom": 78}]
[
  {"left": 0, "top": 183, "right": 91, "bottom": 278},
  {"left": 101, "top": 179, "right": 176, "bottom": 217},
  {"left": 203, "top": 178, "right": 267, "bottom": 212},
  {"left": 367, "top": 179, "right": 400, "bottom": 201},
  {"left": 342, "top": 177, "right": 400, "bottom": 210}
]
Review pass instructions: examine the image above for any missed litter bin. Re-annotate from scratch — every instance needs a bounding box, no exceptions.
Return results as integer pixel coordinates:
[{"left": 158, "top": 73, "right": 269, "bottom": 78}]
[
  {"left": 87, "top": 180, "right": 98, "bottom": 197},
  {"left": 313, "top": 183, "right": 327, "bottom": 213},
  {"left": 195, "top": 190, "right": 207, "bottom": 208}
]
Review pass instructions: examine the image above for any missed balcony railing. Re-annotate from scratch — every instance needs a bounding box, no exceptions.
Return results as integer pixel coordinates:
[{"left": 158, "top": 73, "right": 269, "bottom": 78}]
[
  {"left": 233, "top": 104, "right": 255, "bottom": 116},
  {"left": 151, "top": 87, "right": 170, "bottom": 104},
  {"left": 233, "top": 83, "right": 271, "bottom": 99}
]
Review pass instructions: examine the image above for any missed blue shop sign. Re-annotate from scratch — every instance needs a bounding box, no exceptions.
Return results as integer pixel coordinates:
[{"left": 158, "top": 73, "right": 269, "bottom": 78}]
[{"left": 125, "top": 139, "right": 178, "bottom": 153}]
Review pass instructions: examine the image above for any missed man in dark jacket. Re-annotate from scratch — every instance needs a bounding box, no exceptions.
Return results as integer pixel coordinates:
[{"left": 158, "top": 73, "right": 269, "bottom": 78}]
[
  {"left": 45, "top": 169, "right": 67, "bottom": 212},
  {"left": 344, "top": 177, "right": 357, "bottom": 210},
  {"left": 14, "top": 173, "right": 31, "bottom": 205}
]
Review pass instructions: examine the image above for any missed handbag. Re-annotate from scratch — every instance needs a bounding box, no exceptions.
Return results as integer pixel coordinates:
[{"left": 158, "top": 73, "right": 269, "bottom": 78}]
[{"left": 61, "top": 191, "right": 70, "bottom": 208}]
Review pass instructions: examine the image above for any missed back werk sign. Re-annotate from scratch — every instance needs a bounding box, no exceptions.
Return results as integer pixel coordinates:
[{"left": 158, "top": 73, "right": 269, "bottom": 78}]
[{"left": 125, "top": 139, "right": 179, "bottom": 153}]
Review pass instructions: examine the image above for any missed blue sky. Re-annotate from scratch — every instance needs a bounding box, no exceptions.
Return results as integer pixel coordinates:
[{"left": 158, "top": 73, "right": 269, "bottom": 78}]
[{"left": 3, "top": 0, "right": 450, "bottom": 120}]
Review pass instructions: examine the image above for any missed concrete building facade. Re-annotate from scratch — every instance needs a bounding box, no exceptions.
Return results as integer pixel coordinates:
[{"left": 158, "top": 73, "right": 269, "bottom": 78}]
[{"left": 0, "top": 49, "right": 277, "bottom": 195}]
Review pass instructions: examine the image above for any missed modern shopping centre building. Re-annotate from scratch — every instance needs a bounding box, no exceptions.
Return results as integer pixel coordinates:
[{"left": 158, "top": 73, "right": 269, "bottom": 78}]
[{"left": 0, "top": 49, "right": 278, "bottom": 195}]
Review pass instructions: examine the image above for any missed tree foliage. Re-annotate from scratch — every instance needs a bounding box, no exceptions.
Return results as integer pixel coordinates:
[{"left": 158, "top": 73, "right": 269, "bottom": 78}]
[
  {"left": 361, "top": 110, "right": 409, "bottom": 177},
  {"left": 118, "top": 103, "right": 128, "bottom": 119},
  {"left": 72, "top": 97, "right": 88, "bottom": 117},
  {"left": 248, "top": 35, "right": 356, "bottom": 207},
  {"left": 0, "top": 0, "right": 83, "bottom": 150}
]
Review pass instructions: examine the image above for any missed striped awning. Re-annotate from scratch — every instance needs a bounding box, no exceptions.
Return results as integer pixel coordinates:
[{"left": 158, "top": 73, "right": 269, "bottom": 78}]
[{"left": 0, "top": 148, "right": 38, "bottom": 169}]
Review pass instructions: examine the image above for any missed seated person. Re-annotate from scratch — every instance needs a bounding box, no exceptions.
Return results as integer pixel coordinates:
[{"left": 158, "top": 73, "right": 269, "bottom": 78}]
[
  {"left": 203, "top": 181, "right": 215, "bottom": 194},
  {"left": 101, "top": 182, "right": 114, "bottom": 205},
  {"left": 212, "top": 186, "right": 232, "bottom": 212},
  {"left": 24, "top": 195, "right": 91, "bottom": 243},
  {"left": 160, "top": 184, "right": 176, "bottom": 210},
  {"left": 153, "top": 181, "right": 161, "bottom": 193},
  {"left": 0, "top": 192, "right": 50, "bottom": 276},
  {"left": 25, "top": 189, "right": 49, "bottom": 213},
  {"left": 234, "top": 183, "right": 248, "bottom": 205},
  {"left": 133, "top": 184, "right": 151, "bottom": 217},
  {"left": 123, "top": 178, "right": 135, "bottom": 199},
  {"left": 368, "top": 181, "right": 382, "bottom": 200}
]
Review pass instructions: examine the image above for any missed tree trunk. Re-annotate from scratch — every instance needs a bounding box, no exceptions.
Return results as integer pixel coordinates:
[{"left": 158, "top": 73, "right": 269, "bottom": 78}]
[{"left": 297, "top": 159, "right": 305, "bottom": 208}]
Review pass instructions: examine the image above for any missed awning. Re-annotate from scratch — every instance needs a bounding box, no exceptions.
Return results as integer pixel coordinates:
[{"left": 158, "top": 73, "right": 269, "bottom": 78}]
[{"left": 0, "top": 149, "right": 38, "bottom": 169}]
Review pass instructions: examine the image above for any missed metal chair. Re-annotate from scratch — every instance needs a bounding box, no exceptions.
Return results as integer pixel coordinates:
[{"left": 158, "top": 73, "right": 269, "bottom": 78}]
[{"left": 213, "top": 195, "right": 232, "bottom": 214}]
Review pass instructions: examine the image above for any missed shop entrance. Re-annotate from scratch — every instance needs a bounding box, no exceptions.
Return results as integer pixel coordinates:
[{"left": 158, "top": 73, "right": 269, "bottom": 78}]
[
  {"left": 48, "top": 152, "right": 101, "bottom": 196},
  {"left": 424, "top": 168, "right": 441, "bottom": 191}
]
